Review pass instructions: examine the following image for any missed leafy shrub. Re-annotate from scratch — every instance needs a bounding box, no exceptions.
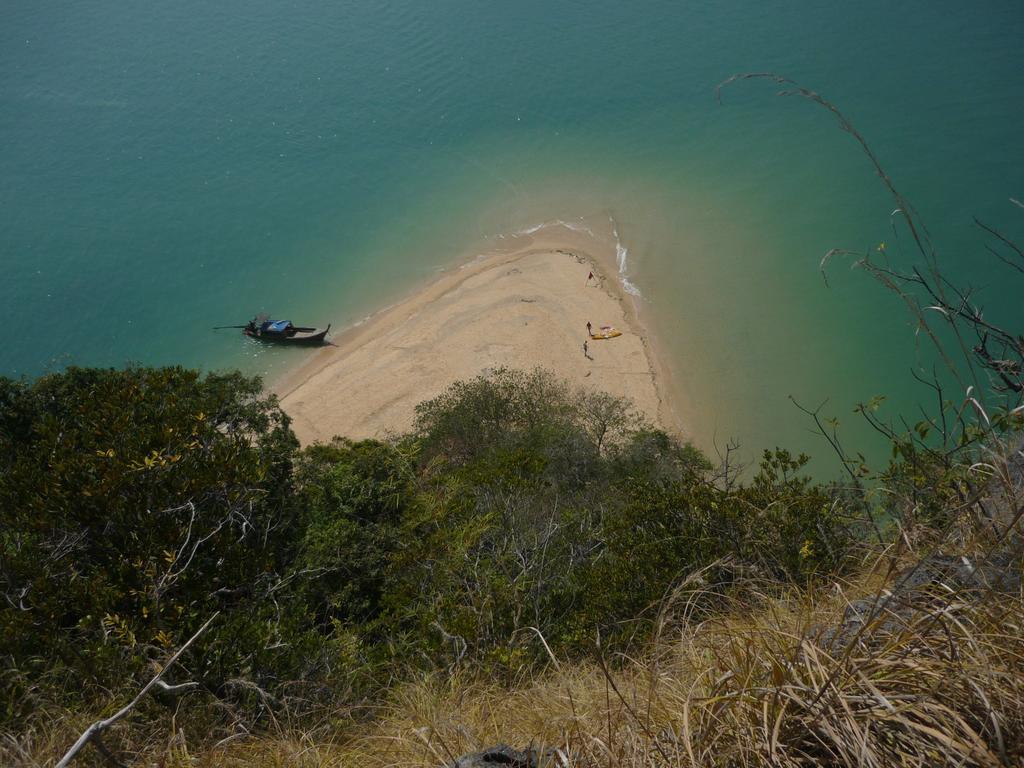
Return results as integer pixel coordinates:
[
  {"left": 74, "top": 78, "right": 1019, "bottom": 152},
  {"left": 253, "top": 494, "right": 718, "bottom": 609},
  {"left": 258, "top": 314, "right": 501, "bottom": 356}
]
[
  {"left": 0, "top": 367, "right": 304, "bottom": 720},
  {"left": 0, "top": 365, "right": 859, "bottom": 737},
  {"left": 383, "top": 370, "right": 855, "bottom": 667}
]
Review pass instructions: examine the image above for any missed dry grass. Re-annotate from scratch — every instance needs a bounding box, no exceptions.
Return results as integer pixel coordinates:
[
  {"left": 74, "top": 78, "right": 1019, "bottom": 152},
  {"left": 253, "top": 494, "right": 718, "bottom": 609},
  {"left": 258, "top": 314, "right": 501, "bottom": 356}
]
[
  {"left": 328, "top": 572, "right": 1023, "bottom": 768},
  {"left": 14, "top": 555, "right": 1018, "bottom": 768}
]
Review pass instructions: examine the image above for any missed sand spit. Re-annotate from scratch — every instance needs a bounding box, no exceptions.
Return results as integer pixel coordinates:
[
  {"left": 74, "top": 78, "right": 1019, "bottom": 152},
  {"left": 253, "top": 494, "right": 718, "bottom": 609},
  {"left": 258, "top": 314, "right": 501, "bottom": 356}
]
[{"left": 276, "top": 224, "right": 681, "bottom": 445}]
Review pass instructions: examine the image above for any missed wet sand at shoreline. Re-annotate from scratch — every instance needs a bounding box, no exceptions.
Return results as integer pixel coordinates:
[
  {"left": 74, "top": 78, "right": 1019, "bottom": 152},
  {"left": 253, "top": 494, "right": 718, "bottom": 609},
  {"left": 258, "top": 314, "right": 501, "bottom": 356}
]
[{"left": 275, "top": 224, "right": 681, "bottom": 444}]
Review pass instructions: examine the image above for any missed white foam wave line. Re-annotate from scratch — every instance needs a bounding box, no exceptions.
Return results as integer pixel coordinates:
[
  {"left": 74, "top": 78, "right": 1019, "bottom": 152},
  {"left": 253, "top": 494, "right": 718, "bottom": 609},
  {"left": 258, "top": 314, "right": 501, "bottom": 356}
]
[
  {"left": 561, "top": 218, "right": 595, "bottom": 235},
  {"left": 511, "top": 218, "right": 596, "bottom": 238},
  {"left": 617, "top": 244, "right": 642, "bottom": 296},
  {"left": 610, "top": 216, "right": 642, "bottom": 297},
  {"left": 514, "top": 222, "right": 546, "bottom": 236}
]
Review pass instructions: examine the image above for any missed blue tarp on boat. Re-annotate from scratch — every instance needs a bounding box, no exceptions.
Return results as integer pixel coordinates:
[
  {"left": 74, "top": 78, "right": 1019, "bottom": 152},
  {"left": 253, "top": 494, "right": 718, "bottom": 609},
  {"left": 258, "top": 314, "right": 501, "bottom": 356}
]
[{"left": 261, "top": 320, "right": 292, "bottom": 333}]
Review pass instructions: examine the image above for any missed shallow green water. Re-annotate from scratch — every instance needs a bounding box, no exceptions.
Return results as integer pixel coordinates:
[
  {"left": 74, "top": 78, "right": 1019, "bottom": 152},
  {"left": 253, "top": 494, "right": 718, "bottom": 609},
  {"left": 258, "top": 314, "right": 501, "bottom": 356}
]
[{"left": 2, "top": 0, "right": 1022, "bottom": 471}]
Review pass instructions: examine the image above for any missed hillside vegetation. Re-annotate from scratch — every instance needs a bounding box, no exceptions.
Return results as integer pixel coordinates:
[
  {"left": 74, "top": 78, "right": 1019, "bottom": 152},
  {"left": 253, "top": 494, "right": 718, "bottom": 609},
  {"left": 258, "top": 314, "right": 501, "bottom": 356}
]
[{"left": 1, "top": 360, "right": 1022, "bottom": 766}]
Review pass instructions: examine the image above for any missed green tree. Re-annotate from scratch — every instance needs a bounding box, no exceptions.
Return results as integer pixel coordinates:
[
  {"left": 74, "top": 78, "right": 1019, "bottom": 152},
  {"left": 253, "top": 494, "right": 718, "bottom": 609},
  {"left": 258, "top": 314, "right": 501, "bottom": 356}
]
[{"left": 0, "top": 367, "right": 300, "bottom": 718}]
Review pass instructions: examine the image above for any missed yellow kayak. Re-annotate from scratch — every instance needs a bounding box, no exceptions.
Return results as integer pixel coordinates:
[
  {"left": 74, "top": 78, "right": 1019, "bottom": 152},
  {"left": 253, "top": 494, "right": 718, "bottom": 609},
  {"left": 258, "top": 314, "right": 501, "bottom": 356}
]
[{"left": 589, "top": 328, "right": 622, "bottom": 340}]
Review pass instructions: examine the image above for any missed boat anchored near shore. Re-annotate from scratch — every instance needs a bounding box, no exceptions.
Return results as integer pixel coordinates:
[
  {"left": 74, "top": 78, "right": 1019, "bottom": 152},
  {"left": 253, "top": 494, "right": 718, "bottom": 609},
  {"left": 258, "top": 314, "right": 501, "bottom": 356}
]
[{"left": 215, "top": 315, "right": 331, "bottom": 345}]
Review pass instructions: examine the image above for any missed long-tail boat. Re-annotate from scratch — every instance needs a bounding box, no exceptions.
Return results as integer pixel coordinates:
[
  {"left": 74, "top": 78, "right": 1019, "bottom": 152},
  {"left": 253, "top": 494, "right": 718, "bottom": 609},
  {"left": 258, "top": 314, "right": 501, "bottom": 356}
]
[{"left": 242, "top": 316, "right": 331, "bottom": 345}]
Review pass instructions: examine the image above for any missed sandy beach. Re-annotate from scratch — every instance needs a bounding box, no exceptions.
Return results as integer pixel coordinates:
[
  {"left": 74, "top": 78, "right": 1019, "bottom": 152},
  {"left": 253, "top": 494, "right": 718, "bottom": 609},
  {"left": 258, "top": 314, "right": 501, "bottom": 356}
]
[{"left": 276, "top": 223, "right": 681, "bottom": 445}]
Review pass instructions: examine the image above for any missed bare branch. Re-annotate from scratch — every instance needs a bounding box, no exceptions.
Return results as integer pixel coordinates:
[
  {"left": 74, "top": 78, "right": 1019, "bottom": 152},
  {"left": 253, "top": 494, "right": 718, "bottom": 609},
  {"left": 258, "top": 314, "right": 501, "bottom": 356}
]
[
  {"left": 55, "top": 612, "right": 219, "bottom": 768},
  {"left": 154, "top": 679, "right": 199, "bottom": 694}
]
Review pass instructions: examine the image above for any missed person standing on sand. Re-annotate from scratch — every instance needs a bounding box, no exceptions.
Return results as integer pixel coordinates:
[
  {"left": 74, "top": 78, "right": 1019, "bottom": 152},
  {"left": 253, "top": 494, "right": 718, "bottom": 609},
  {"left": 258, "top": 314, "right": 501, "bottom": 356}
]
[
  {"left": 583, "top": 339, "right": 589, "bottom": 358},
  {"left": 586, "top": 321, "right": 592, "bottom": 337}
]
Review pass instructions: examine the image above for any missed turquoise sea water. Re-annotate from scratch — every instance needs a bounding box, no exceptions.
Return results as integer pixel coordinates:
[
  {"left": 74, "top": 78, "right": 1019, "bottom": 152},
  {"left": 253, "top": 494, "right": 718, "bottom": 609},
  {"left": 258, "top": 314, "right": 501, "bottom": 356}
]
[{"left": 3, "top": 0, "right": 1022, "bottom": 470}]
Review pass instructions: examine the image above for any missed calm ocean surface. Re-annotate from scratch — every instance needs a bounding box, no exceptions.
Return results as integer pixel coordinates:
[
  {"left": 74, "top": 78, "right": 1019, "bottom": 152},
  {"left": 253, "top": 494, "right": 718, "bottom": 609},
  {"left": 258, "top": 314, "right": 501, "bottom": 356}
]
[{"left": 2, "top": 0, "right": 1022, "bottom": 470}]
